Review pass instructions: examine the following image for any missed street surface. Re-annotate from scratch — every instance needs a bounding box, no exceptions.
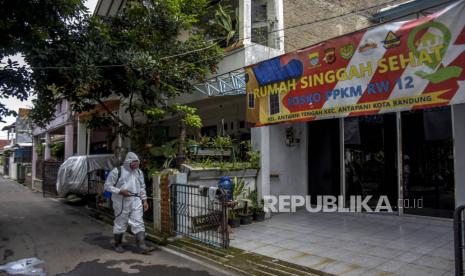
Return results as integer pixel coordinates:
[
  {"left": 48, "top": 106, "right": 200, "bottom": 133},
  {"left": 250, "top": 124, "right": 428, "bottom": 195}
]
[{"left": 0, "top": 176, "right": 232, "bottom": 275}]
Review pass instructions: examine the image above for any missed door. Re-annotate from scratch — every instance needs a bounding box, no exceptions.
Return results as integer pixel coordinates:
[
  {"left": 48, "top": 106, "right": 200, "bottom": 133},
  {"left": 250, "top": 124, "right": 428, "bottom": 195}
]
[
  {"left": 308, "top": 119, "right": 340, "bottom": 202},
  {"left": 401, "top": 107, "right": 455, "bottom": 218},
  {"left": 344, "top": 114, "right": 398, "bottom": 210}
]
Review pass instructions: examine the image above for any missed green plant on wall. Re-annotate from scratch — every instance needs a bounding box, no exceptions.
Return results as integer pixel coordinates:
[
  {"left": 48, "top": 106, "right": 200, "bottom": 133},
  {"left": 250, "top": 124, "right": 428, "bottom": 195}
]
[
  {"left": 150, "top": 139, "right": 178, "bottom": 169},
  {"left": 242, "top": 140, "right": 260, "bottom": 169},
  {"left": 213, "top": 3, "right": 238, "bottom": 47},
  {"left": 171, "top": 104, "right": 203, "bottom": 167},
  {"left": 246, "top": 149, "right": 260, "bottom": 169},
  {"left": 51, "top": 141, "right": 65, "bottom": 160},
  {"left": 232, "top": 176, "right": 247, "bottom": 200},
  {"left": 210, "top": 135, "right": 233, "bottom": 150},
  {"left": 36, "top": 143, "right": 45, "bottom": 159},
  {"left": 210, "top": 135, "right": 233, "bottom": 162}
]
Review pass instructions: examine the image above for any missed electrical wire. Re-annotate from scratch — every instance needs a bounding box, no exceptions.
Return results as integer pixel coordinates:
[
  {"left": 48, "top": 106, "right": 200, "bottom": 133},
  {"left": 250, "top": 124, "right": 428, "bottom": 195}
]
[
  {"left": 13, "top": 0, "right": 406, "bottom": 71},
  {"left": 190, "top": 0, "right": 455, "bottom": 78}
]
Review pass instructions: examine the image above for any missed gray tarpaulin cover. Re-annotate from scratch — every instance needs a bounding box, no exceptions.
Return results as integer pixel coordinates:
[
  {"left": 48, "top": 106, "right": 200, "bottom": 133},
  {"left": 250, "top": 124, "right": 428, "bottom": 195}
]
[{"left": 56, "top": 154, "right": 119, "bottom": 197}]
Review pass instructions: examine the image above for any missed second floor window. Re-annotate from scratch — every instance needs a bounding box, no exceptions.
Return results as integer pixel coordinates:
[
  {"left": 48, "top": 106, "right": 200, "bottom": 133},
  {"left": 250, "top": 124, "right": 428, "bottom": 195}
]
[
  {"left": 269, "top": 93, "right": 280, "bottom": 115},
  {"left": 55, "top": 101, "right": 63, "bottom": 114},
  {"left": 251, "top": 0, "right": 278, "bottom": 49},
  {"left": 248, "top": 93, "right": 255, "bottom": 109}
]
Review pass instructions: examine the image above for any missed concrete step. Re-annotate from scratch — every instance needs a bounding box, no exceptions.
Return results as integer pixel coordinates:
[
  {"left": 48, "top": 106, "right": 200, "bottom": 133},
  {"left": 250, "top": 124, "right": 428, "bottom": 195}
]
[{"left": 168, "top": 237, "right": 332, "bottom": 276}]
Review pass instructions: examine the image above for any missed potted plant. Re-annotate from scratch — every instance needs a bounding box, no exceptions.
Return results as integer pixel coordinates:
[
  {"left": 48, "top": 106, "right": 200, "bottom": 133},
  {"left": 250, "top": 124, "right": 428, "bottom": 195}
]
[
  {"left": 238, "top": 200, "right": 253, "bottom": 225},
  {"left": 231, "top": 177, "right": 253, "bottom": 224},
  {"left": 248, "top": 190, "right": 265, "bottom": 222},
  {"left": 252, "top": 200, "right": 266, "bottom": 222},
  {"left": 228, "top": 209, "right": 241, "bottom": 228},
  {"left": 232, "top": 176, "right": 246, "bottom": 200}
]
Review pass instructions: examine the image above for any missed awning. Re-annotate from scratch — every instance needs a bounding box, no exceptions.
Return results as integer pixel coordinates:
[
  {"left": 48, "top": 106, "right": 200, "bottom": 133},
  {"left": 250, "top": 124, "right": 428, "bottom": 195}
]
[
  {"left": 193, "top": 69, "right": 246, "bottom": 96},
  {"left": 14, "top": 143, "right": 33, "bottom": 148},
  {"left": 1, "top": 123, "right": 15, "bottom": 131},
  {"left": 78, "top": 100, "right": 120, "bottom": 119}
]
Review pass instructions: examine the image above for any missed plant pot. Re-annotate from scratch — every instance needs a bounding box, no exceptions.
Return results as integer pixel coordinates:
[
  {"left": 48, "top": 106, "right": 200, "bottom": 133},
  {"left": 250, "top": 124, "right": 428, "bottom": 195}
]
[
  {"left": 228, "top": 217, "right": 241, "bottom": 228},
  {"left": 253, "top": 211, "right": 265, "bottom": 222},
  {"left": 239, "top": 214, "right": 253, "bottom": 225}
]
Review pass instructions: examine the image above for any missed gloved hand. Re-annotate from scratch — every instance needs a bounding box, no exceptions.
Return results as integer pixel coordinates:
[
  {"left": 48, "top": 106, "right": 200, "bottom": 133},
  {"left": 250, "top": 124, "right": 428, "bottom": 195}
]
[
  {"left": 143, "top": 200, "right": 149, "bottom": 212},
  {"left": 119, "top": 189, "right": 131, "bottom": 197}
]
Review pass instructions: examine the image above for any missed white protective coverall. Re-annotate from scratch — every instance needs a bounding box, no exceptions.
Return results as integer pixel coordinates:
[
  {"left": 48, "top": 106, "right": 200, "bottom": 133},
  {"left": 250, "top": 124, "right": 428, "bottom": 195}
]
[{"left": 104, "top": 152, "right": 147, "bottom": 234}]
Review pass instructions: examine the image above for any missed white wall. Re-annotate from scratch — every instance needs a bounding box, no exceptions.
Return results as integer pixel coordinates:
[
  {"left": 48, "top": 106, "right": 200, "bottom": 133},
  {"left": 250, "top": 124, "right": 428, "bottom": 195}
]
[
  {"left": 165, "top": 96, "right": 247, "bottom": 138},
  {"left": 454, "top": 104, "right": 465, "bottom": 207},
  {"left": 215, "top": 50, "right": 247, "bottom": 76},
  {"left": 268, "top": 122, "right": 308, "bottom": 196},
  {"left": 252, "top": 126, "right": 270, "bottom": 200},
  {"left": 9, "top": 155, "right": 17, "bottom": 180},
  {"left": 245, "top": 43, "right": 283, "bottom": 66}
]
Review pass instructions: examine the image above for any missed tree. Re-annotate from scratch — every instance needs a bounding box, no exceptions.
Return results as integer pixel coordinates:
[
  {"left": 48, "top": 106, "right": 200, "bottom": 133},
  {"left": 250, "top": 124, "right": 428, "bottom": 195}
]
[
  {"left": 0, "top": 0, "right": 87, "bottom": 122},
  {"left": 29, "top": 0, "right": 223, "bottom": 149}
]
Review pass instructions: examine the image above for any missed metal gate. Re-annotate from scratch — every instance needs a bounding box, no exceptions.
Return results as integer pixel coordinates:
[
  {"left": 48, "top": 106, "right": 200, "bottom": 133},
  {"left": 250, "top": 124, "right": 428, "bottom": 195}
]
[
  {"left": 17, "top": 163, "right": 26, "bottom": 183},
  {"left": 42, "top": 161, "right": 62, "bottom": 197},
  {"left": 170, "top": 184, "right": 229, "bottom": 248},
  {"left": 87, "top": 170, "right": 113, "bottom": 215},
  {"left": 86, "top": 169, "right": 154, "bottom": 222},
  {"left": 455, "top": 204, "right": 465, "bottom": 275}
]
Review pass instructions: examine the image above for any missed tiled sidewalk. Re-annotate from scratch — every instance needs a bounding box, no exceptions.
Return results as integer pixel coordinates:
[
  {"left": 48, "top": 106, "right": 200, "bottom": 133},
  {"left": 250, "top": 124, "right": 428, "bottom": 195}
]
[{"left": 230, "top": 211, "right": 453, "bottom": 275}]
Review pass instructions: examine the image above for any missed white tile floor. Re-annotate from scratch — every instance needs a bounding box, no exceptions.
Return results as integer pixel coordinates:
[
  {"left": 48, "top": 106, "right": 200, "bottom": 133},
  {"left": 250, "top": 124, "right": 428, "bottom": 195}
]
[{"left": 230, "top": 211, "right": 454, "bottom": 276}]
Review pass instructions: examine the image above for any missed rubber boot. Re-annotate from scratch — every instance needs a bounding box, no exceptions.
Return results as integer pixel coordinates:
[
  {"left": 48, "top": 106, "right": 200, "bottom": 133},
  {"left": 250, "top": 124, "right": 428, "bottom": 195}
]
[
  {"left": 114, "top": 234, "right": 125, "bottom": 253},
  {"left": 135, "top": 232, "right": 154, "bottom": 254}
]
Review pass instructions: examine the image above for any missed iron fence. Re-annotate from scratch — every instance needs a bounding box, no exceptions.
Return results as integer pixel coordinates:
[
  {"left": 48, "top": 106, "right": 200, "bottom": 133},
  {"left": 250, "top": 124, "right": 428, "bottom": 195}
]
[
  {"left": 42, "top": 161, "right": 62, "bottom": 197},
  {"left": 455, "top": 204, "right": 465, "bottom": 275},
  {"left": 86, "top": 169, "right": 153, "bottom": 222},
  {"left": 170, "top": 184, "right": 229, "bottom": 248},
  {"left": 36, "top": 159, "right": 44, "bottom": 180},
  {"left": 87, "top": 170, "right": 113, "bottom": 215},
  {"left": 17, "top": 163, "right": 26, "bottom": 184}
]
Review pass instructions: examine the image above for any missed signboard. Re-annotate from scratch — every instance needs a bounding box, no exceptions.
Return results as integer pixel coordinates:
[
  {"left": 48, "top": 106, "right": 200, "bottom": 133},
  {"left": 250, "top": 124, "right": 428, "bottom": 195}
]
[{"left": 245, "top": 0, "right": 465, "bottom": 126}]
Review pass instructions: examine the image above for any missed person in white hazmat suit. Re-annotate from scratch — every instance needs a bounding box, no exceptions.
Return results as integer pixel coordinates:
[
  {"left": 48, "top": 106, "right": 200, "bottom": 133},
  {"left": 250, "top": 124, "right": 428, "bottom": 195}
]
[{"left": 104, "top": 152, "right": 154, "bottom": 254}]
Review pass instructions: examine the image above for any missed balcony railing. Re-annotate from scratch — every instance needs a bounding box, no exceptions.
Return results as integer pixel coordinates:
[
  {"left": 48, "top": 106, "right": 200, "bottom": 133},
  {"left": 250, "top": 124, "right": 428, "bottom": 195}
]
[{"left": 193, "top": 69, "right": 246, "bottom": 96}]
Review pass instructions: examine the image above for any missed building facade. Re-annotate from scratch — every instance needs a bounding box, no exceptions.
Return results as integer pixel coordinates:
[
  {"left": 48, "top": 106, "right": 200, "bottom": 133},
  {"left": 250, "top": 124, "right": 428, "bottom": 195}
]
[
  {"left": 251, "top": 0, "right": 463, "bottom": 218},
  {"left": 1, "top": 108, "right": 33, "bottom": 183}
]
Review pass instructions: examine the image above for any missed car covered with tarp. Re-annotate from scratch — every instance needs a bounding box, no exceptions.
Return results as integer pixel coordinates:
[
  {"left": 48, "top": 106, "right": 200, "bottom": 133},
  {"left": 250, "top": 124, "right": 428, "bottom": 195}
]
[{"left": 56, "top": 154, "right": 120, "bottom": 197}]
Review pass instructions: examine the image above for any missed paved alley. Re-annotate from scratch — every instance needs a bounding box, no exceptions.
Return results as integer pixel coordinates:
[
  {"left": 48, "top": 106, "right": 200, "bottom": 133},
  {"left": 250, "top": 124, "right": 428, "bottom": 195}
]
[{"left": 0, "top": 176, "right": 232, "bottom": 276}]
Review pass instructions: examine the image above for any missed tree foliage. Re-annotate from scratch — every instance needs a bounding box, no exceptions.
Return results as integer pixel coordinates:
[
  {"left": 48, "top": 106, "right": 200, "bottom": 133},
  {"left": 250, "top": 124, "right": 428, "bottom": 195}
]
[
  {"left": 29, "top": 0, "right": 223, "bottom": 139},
  {"left": 0, "top": 0, "right": 87, "bottom": 122}
]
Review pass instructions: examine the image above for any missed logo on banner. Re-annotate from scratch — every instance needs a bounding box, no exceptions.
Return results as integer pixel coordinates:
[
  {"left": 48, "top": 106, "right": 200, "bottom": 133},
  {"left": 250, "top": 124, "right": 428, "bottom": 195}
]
[
  {"left": 308, "top": 52, "right": 321, "bottom": 68},
  {"left": 382, "top": 31, "right": 401, "bottom": 48},
  {"left": 323, "top": 48, "right": 336, "bottom": 64},
  {"left": 407, "top": 21, "right": 461, "bottom": 84},
  {"left": 339, "top": 44, "right": 355, "bottom": 60},
  {"left": 358, "top": 39, "right": 378, "bottom": 55}
]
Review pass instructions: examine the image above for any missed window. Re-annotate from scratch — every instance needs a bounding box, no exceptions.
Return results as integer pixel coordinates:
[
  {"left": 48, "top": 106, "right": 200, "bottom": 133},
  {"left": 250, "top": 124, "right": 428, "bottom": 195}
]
[
  {"left": 252, "top": 2, "right": 267, "bottom": 23},
  {"left": 269, "top": 94, "right": 280, "bottom": 115},
  {"left": 55, "top": 101, "right": 63, "bottom": 114},
  {"left": 251, "top": 26, "right": 269, "bottom": 45},
  {"left": 248, "top": 93, "right": 255, "bottom": 109},
  {"left": 251, "top": 0, "right": 278, "bottom": 49},
  {"left": 201, "top": 126, "right": 217, "bottom": 137},
  {"left": 401, "top": 107, "right": 454, "bottom": 218},
  {"left": 239, "top": 121, "right": 245, "bottom": 128},
  {"left": 14, "top": 147, "right": 32, "bottom": 163}
]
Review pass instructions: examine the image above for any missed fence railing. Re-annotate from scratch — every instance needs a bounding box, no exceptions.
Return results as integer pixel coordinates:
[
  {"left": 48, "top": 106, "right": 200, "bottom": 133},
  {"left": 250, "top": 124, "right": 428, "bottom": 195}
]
[
  {"left": 455, "top": 204, "right": 465, "bottom": 275},
  {"left": 36, "top": 159, "right": 44, "bottom": 180},
  {"left": 170, "top": 184, "right": 229, "bottom": 248},
  {"left": 86, "top": 170, "right": 154, "bottom": 222},
  {"left": 42, "top": 161, "right": 62, "bottom": 197}
]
